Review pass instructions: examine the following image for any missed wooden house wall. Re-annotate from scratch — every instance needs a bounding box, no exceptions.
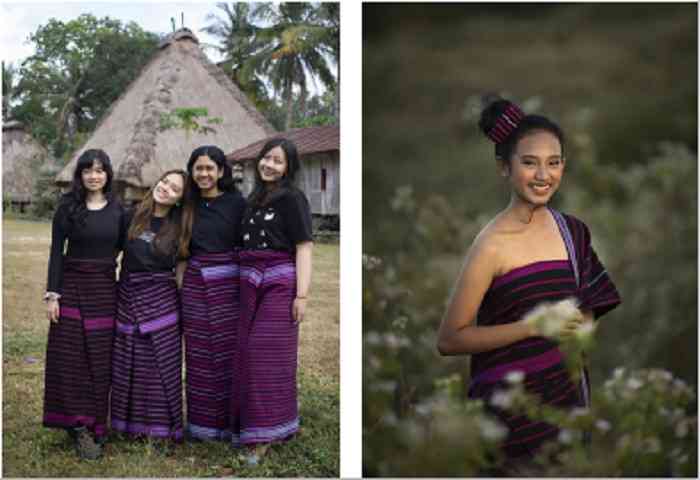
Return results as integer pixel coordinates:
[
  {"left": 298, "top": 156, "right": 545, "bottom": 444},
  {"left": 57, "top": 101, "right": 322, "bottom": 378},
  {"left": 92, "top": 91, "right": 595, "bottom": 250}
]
[{"left": 235, "top": 151, "right": 339, "bottom": 216}]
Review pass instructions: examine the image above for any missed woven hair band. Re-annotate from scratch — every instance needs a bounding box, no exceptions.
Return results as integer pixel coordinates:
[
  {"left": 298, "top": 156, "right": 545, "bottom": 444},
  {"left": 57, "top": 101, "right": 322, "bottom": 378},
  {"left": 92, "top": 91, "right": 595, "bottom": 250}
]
[{"left": 487, "top": 103, "right": 525, "bottom": 144}]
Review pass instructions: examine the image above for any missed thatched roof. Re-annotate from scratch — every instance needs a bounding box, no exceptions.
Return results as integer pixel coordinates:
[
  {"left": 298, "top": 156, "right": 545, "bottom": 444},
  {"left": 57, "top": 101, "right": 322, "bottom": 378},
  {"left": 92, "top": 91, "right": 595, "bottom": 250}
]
[
  {"left": 3, "top": 121, "right": 54, "bottom": 202},
  {"left": 56, "top": 28, "right": 276, "bottom": 196},
  {"left": 227, "top": 125, "right": 339, "bottom": 163}
]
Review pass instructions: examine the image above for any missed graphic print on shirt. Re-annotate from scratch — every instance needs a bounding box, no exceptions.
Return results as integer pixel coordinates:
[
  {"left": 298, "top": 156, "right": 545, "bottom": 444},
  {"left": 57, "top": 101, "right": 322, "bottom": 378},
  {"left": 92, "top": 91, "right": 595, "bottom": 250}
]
[{"left": 138, "top": 231, "right": 156, "bottom": 243}]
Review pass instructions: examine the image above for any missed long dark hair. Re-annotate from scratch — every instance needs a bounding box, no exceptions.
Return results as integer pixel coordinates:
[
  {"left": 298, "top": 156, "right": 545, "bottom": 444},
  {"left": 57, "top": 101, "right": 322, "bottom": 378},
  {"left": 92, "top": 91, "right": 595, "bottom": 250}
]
[
  {"left": 248, "top": 138, "right": 301, "bottom": 207},
  {"left": 127, "top": 169, "right": 191, "bottom": 259},
  {"left": 181, "top": 146, "right": 236, "bottom": 257},
  {"left": 60, "top": 149, "right": 115, "bottom": 232}
]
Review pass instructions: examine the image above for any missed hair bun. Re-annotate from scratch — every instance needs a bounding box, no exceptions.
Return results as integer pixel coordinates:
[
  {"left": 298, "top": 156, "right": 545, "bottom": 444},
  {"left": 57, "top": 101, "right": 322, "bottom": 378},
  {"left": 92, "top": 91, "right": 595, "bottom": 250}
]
[{"left": 479, "top": 98, "right": 525, "bottom": 144}]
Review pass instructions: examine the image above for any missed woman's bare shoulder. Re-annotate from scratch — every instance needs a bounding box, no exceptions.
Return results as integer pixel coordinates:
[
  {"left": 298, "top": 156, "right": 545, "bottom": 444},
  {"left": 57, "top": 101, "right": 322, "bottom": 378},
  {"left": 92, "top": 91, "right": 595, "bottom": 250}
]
[{"left": 467, "top": 215, "right": 508, "bottom": 269}]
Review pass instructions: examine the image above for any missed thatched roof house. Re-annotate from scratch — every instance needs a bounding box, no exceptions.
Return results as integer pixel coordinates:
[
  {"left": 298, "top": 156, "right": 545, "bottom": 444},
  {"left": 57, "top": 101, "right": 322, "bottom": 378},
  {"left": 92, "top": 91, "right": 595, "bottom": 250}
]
[
  {"left": 56, "top": 28, "right": 276, "bottom": 202},
  {"left": 227, "top": 125, "right": 339, "bottom": 217},
  {"left": 3, "top": 120, "right": 55, "bottom": 208}
]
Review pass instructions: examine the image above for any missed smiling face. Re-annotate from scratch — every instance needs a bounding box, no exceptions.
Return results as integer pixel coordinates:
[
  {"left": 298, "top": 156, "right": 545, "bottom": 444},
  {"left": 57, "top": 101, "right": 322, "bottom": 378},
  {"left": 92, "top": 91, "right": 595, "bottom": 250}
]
[
  {"left": 192, "top": 155, "right": 223, "bottom": 194},
  {"left": 258, "top": 146, "right": 288, "bottom": 183},
  {"left": 153, "top": 172, "right": 185, "bottom": 207},
  {"left": 81, "top": 160, "right": 108, "bottom": 193},
  {"left": 504, "top": 130, "right": 565, "bottom": 207}
]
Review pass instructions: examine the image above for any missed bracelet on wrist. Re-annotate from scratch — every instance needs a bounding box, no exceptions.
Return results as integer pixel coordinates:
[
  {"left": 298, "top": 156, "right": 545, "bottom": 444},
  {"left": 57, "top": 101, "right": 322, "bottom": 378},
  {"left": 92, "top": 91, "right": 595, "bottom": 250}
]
[
  {"left": 43, "top": 292, "right": 61, "bottom": 302},
  {"left": 296, "top": 295, "right": 308, "bottom": 300}
]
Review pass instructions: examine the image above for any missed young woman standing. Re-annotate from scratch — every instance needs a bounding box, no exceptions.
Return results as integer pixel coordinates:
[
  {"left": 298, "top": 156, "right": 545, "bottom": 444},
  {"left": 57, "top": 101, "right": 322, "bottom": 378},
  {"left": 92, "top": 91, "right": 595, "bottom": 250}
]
[
  {"left": 233, "top": 138, "right": 313, "bottom": 460},
  {"left": 111, "top": 169, "right": 189, "bottom": 442},
  {"left": 437, "top": 99, "right": 621, "bottom": 464},
  {"left": 43, "top": 149, "right": 126, "bottom": 460},
  {"left": 180, "top": 146, "right": 247, "bottom": 441}
]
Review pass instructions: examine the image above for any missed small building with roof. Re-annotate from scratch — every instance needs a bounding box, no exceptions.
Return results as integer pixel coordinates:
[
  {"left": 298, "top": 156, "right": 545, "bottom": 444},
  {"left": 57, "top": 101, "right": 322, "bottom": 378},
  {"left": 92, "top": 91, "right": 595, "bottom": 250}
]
[
  {"left": 227, "top": 125, "right": 339, "bottom": 223},
  {"left": 3, "top": 120, "right": 57, "bottom": 212},
  {"left": 55, "top": 28, "right": 276, "bottom": 202}
]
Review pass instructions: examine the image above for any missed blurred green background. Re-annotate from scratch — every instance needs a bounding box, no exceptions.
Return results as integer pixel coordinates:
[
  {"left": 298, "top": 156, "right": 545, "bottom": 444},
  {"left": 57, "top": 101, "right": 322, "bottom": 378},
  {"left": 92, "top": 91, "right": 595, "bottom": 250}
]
[{"left": 363, "top": 3, "right": 697, "bottom": 476}]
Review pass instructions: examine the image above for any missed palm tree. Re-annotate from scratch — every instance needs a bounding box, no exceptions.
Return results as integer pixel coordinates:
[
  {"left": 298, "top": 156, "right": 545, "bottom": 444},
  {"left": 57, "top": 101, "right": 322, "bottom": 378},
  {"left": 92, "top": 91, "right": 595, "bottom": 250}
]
[
  {"left": 2, "top": 61, "right": 23, "bottom": 121},
  {"left": 201, "top": 3, "right": 269, "bottom": 109},
  {"left": 315, "top": 3, "right": 339, "bottom": 119},
  {"left": 249, "top": 3, "right": 336, "bottom": 129}
]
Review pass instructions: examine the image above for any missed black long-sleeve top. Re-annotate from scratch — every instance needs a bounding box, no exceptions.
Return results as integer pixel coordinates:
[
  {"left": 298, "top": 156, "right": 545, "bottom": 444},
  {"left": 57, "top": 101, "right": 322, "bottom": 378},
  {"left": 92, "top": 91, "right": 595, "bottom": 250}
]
[
  {"left": 122, "top": 211, "right": 179, "bottom": 273},
  {"left": 241, "top": 187, "right": 313, "bottom": 253},
  {"left": 190, "top": 190, "right": 247, "bottom": 255},
  {"left": 46, "top": 198, "right": 126, "bottom": 294}
]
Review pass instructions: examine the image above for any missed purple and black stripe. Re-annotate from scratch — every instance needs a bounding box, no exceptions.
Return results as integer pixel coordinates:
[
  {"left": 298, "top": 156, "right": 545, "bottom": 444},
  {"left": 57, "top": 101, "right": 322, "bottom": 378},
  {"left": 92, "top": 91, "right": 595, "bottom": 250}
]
[
  {"left": 111, "top": 270, "right": 183, "bottom": 441},
  {"left": 181, "top": 251, "right": 240, "bottom": 441},
  {"left": 232, "top": 250, "right": 299, "bottom": 447},
  {"left": 43, "top": 258, "right": 117, "bottom": 439},
  {"left": 468, "top": 212, "right": 621, "bottom": 459}
]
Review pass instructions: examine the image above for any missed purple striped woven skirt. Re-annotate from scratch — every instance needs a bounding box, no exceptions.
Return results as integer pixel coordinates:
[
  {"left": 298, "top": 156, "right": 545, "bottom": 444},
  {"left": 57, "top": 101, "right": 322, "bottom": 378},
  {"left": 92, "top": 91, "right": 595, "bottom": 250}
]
[
  {"left": 111, "top": 270, "right": 183, "bottom": 441},
  {"left": 43, "top": 257, "right": 117, "bottom": 439},
  {"left": 232, "top": 250, "right": 299, "bottom": 447},
  {"left": 182, "top": 251, "right": 240, "bottom": 441}
]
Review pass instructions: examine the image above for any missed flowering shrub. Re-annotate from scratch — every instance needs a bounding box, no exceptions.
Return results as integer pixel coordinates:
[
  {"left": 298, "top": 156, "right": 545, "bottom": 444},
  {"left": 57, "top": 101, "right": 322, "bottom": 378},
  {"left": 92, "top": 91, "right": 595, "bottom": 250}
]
[{"left": 364, "top": 146, "right": 697, "bottom": 476}]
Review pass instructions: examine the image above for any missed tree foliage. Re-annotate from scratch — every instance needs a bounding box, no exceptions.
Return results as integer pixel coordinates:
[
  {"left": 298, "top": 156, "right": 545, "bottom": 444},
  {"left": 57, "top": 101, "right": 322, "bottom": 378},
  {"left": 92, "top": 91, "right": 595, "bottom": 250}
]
[
  {"left": 13, "top": 14, "right": 158, "bottom": 157},
  {"left": 203, "top": 2, "right": 339, "bottom": 130},
  {"left": 159, "top": 107, "right": 224, "bottom": 138},
  {"left": 363, "top": 3, "right": 697, "bottom": 475},
  {"left": 2, "top": 61, "right": 23, "bottom": 121},
  {"left": 201, "top": 3, "right": 269, "bottom": 110}
]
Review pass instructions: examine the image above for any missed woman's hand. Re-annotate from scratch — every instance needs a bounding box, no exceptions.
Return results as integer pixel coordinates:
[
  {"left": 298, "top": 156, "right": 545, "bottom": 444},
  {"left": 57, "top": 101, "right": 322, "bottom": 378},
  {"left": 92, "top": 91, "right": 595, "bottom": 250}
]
[
  {"left": 292, "top": 297, "right": 307, "bottom": 324},
  {"left": 47, "top": 299, "right": 60, "bottom": 323},
  {"left": 175, "top": 261, "right": 187, "bottom": 290},
  {"left": 559, "top": 310, "right": 593, "bottom": 340},
  {"left": 557, "top": 309, "right": 586, "bottom": 340}
]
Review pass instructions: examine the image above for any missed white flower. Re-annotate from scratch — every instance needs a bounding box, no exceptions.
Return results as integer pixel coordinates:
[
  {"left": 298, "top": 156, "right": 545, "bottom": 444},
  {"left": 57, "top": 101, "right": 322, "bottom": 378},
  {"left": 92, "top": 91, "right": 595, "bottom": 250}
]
[
  {"left": 414, "top": 402, "right": 431, "bottom": 416},
  {"left": 644, "top": 437, "right": 661, "bottom": 454},
  {"left": 477, "top": 417, "right": 508, "bottom": 441},
  {"left": 490, "top": 390, "right": 513, "bottom": 409},
  {"left": 675, "top": 420, "right": 689, "bottom": 439},
  {"left": 522, "top": 298, "right": 580, "bottom": 338},
  {"left": 549, "top": 297, "right": 581, "bottom": 320},
  {"left": 626, "top": 377, "right": 643, "bottom": 390},
  {"left": 505, "top": 370, "right": 525, "bottom": 384},
  {"left": 384, "top": 333, "right": 410, "bottom": 349},
  {"left": 522, "top": 303, "right": 548, "bottom": 326},
  {"left": 382, "top": 412, "right": 398, "bottom": 426},
  {"left": 362, "top": 254, "right": 382, "bottom": 271},
  {"left": 558, "top": 429, "right": 574, "bottom": 444},
  {"left": 673, "top": 378, "right": 689, "bottom": 395},
  {"left": 569, "top": 407, "right": 589, "bottom": 419},
  {"left": 391, "top": 316, "right": 408, "bottom": 330},
  {"left": 613, "top": 367, "right": 625, "bottom": 379},
  {"left": 595, "top": 419, "right": 611, "bottom": 432},
  {"left": 574, "top": 320, "right": 597, "bottom": 341}
]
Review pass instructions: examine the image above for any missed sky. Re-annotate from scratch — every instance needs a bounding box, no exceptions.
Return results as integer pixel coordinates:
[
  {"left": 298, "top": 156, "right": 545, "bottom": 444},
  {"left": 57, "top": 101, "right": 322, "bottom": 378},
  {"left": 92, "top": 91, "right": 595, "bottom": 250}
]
[
  {"left": 0, "top": 1, "right": 334, "bottom": 95},
  {"left": 1, "top": 2, "right": 228, "bottom": 65}
]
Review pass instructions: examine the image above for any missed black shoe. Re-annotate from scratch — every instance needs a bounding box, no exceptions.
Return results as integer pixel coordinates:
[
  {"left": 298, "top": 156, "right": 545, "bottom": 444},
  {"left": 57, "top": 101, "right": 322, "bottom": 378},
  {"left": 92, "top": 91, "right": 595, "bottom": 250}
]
[{"left": 72, "top": 426, "right": 102, "bottom": 460}]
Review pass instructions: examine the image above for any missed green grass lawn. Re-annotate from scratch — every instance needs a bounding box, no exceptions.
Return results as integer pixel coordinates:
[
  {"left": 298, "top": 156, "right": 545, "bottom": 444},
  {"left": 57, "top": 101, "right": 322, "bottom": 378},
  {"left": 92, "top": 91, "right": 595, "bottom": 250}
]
[{"left": 2, "top": 218, "right": 339, "bottom": 477}]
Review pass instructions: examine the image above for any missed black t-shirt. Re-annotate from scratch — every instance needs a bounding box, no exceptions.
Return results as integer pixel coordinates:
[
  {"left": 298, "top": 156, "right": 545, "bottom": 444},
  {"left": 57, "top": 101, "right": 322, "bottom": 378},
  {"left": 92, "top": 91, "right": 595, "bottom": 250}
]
[
  {"left": 46, "top": 198, "right": 125, "bottom": 293},
  {"left": 241, "top": 187, "right": 313, "bottom": 253},
  {"left": 190, "top": 190, "right": 247, "bottom": 255},
  {"left": 122, "top": 212, "right": 179, "bottom": 273}
]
